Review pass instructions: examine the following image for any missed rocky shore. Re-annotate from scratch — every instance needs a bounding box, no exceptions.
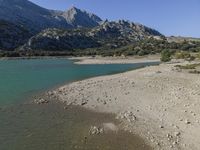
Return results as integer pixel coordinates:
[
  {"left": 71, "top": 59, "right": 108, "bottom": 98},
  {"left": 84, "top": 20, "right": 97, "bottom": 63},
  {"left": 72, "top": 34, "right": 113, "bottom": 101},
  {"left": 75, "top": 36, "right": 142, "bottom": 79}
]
[{"left": 47, "top": 61, "right": 200, "bottom": 150}]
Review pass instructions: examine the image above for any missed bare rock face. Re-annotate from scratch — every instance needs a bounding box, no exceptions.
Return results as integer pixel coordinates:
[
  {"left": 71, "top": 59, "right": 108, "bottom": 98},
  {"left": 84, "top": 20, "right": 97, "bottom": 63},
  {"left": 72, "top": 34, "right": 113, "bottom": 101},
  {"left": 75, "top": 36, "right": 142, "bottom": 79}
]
[{"left": 61, "top": 7, "right": 102, "bottom": 28}]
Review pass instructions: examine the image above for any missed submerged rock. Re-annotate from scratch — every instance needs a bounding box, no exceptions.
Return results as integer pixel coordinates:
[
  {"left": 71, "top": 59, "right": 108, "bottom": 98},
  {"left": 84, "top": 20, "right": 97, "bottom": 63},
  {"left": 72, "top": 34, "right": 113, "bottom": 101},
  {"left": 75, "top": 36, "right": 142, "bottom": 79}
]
[
  {"left": 89, "top": 126, "right": 104, "bottom": 135},
  {"left": 116, "top": 111, "right": 137, "bottom": 122},
  {"left": 34, "top": 98, "right": 49, "bottom": 104}
]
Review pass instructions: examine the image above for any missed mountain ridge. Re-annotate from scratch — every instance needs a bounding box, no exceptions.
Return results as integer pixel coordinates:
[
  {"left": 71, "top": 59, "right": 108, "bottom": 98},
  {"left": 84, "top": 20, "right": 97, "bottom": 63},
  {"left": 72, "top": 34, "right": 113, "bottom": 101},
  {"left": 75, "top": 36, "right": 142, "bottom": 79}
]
[
  {"left": 0, "top": 0, "right": 102, "bottom": 32},
  {"left": 0, "top": 0, "right": 164, "bottom": 52}
]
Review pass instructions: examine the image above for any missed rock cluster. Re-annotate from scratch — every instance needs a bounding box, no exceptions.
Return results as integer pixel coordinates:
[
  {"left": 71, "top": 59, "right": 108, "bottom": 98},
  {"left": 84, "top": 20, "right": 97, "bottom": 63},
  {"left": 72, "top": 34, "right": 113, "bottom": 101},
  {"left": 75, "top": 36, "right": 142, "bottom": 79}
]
[
  {"left": 89, "top": 126, "right": 104, "bottom": 135},
  {"left": 34, "top": 98, "right": 49, "bottom": 104},
  {"left": 116, "top": 111, "right": 137, "bottom": 122}
]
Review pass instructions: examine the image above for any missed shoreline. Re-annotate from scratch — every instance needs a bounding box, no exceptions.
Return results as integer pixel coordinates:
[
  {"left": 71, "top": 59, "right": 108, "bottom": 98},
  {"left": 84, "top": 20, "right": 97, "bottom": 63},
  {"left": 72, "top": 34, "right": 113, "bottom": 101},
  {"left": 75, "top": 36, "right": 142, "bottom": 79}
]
[
  {"left": 0, "top": 56, "right": 71, "bottom": 60},
  {"left": 69, "top": 55, "right": 160, "bottom": 65},
  {"left": 48, "top": 60, "right": 200, "bottom": 150},
  {"left": 0, "top": 55, "right": 160, "bottom": 66}
]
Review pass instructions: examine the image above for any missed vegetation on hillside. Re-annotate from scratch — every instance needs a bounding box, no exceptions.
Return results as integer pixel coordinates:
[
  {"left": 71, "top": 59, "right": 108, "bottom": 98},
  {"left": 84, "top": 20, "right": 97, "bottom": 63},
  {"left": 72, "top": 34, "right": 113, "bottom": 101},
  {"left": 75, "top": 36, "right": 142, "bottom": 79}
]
[
  {"left": 0, "top": 20, "right": 200, "bottom": 58},
  {"left": 0, "top": 20, "right": 32, "bottom": 50},
  {"left": 160, "top": 50, "right": 172, "bottom": 62},
  {"left": 1, "top": 37, "right": 200, "bottom": 58}
]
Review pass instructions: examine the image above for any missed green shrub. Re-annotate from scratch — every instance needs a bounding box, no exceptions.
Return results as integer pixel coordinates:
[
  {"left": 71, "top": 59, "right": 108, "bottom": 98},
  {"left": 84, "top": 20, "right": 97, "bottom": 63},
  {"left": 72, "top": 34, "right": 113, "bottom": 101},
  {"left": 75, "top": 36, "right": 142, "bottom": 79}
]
[{"left": 160, "top": 50, "right": 172, "bottom": 62}]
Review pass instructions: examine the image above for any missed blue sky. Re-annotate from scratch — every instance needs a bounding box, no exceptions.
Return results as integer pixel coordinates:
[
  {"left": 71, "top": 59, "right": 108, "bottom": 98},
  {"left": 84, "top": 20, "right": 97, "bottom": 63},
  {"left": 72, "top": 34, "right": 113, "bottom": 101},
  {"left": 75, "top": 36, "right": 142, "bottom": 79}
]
[{"left": 30, "top": 0, "right": 200, "bottom": 38}]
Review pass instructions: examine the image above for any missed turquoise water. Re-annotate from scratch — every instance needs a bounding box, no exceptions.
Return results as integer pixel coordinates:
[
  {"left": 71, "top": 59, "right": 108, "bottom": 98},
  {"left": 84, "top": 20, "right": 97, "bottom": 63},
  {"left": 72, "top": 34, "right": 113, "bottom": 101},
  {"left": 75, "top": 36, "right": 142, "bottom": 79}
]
[{"left": 0, "top": 58, "right": 158, "bottom": 105}]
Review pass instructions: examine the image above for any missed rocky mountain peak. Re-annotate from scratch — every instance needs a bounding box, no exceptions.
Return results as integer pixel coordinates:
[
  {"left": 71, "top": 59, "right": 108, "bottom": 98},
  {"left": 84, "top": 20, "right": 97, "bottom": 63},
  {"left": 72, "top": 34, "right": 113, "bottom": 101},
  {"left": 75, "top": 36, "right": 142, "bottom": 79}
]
[
  {"left": 61, "top": 6, "right": 102, "bottom": 28},
  {"left": 68, "top": 6, "right": 80, "bottom": 12}
]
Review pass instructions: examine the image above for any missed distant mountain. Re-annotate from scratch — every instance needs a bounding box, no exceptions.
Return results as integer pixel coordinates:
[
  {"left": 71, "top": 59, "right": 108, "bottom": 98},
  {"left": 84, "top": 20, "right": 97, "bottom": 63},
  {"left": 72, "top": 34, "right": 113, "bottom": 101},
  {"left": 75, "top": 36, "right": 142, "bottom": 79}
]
[
  {"left": 0, "top": 0, "right": 102, "bottom": 33},
  {"left": 167, "top": 36, "right": 200, "bottom": 43},
  {"left": 20, "top": 20, "right": 163, "bottom": 51}
]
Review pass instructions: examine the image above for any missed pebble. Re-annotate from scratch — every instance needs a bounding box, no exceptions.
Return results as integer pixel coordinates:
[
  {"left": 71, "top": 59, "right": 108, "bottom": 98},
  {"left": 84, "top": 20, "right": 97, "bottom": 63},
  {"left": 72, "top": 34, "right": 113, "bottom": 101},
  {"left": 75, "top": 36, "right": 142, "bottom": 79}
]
[
  {"left": 150, "top": 139, "right": 155, "bottom": 142},
  {"left": 185, "top": 119, "right": 191, "bottom": 124},
  {"left": 192, "top": 113, "right": 196, "bottom": 116},
  {"left": 81, "top": 101, "right": 87, "bottom": 106},
  {"left": 156, "top": 71, "right": 162, "bottom": 74},
  {"left": 159, "top": 125, "right": 164, "bottom": 129},
  {"left": 167, "top": 134, "right": 173, "bottom": 140},
  {"left": 174, "top": 132, "right": 181, "bottom": 137},
  {"left": 173, "top": 125, "right": 179, "bottom": 129}
]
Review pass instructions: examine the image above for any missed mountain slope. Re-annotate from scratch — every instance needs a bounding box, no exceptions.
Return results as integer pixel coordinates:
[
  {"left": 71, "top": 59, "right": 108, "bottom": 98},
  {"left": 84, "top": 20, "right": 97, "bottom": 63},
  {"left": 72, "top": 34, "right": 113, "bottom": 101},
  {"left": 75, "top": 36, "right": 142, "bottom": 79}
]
[
  {"left": 19, "top": 28, "right": 100, "bottom": 51},
  {"left": 0, "top": 0, "right": 70, "bottom": 32},
  {"left": 0, "top": 0, "right": 102, "bottom": 33},
  {"left": 91, "top": 20, "right": 162, "bottom": 38},
  {"left": 90, "top": 20, "right": 163, "bottom": 44},
  {"left": 0, "top": 20, "right": 32, "bottom": 50},
  {"left": 20, "top": 20, "right": 163, "bottom": 51}
]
